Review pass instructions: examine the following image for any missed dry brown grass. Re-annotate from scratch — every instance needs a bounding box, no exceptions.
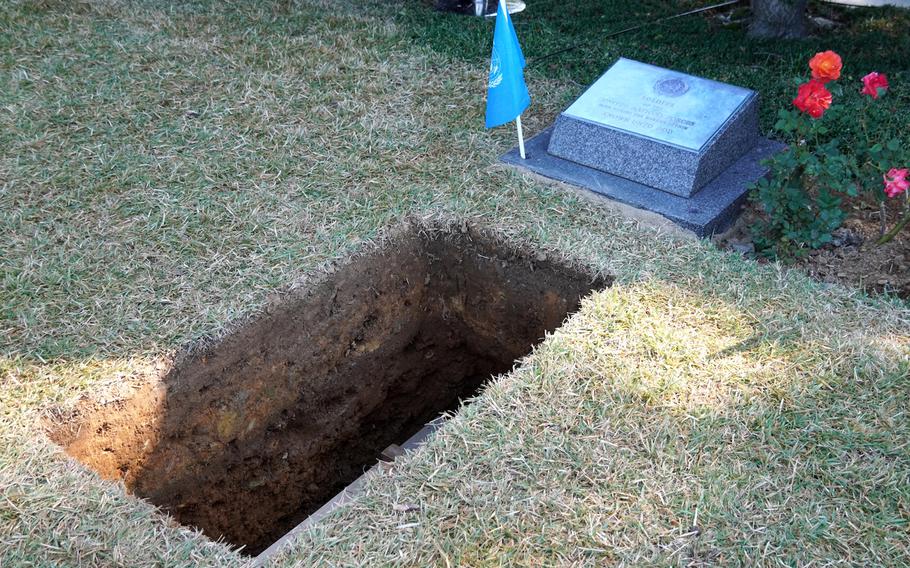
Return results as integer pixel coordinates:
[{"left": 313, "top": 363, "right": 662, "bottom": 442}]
[{"left": 1, "top": 0, "right": 909, "bottom": 566}]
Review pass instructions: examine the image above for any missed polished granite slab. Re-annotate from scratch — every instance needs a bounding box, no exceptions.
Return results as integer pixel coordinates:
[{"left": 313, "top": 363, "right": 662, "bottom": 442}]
[{"left": 546, "top": 58, "right": 761, "bottom": 198}]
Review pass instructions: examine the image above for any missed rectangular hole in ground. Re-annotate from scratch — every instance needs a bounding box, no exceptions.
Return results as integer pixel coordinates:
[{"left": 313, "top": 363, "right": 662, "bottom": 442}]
[{"left": 47, "top": 226, "right": 610, "bottom": 555}]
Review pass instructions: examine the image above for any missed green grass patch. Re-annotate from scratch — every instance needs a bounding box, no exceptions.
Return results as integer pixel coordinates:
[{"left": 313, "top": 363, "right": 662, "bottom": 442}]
[{"left": 1, "top": 1, "right": 908, "bottom": 566}]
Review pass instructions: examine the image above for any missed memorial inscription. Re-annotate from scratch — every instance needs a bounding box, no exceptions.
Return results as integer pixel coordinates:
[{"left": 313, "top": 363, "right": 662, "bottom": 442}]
[{"left": 561, "top": 58, "right": 752, "bottom": 152}]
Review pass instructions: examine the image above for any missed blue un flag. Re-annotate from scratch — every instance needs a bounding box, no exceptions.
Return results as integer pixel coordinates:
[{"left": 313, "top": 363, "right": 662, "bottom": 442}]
[{"left": 484, "top": 3, "right": 530, "bottom": 129}]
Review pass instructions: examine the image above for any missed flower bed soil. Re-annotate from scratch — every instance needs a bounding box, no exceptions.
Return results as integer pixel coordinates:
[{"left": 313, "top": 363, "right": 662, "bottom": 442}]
[
  {"left": 46, "top": 227, "right": 609, "bottom": 555},
  {"left": 716, "top": 197, "right": 910, "bottom": 300}
]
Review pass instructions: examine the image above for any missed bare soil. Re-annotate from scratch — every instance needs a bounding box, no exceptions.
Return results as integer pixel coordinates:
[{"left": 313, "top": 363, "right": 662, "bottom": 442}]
[
  {"left": 47, "top": 226, "right": 609, "bottom": 555},
  {"left": 716, "top": 197, "right": 910, "bottom": 301}
]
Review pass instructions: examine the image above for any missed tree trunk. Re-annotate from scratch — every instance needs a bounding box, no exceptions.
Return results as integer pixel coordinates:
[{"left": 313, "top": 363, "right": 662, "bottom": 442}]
[{"left": 749, "top": 0, "right": 808, "bottom": 39}]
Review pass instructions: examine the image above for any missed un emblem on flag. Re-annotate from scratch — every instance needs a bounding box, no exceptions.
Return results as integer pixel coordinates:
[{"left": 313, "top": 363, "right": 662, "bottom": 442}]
[{"left": 489, "top": 49, "right": 503, "bottom": 89}]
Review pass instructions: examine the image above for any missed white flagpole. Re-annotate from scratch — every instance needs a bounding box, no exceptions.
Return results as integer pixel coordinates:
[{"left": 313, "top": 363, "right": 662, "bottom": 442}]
[
  {"left": 499, "top": 0, "right": 526, "bottom": 159},
  {"left": 516, "top": 114, "right": 526, "bottom": 159}
]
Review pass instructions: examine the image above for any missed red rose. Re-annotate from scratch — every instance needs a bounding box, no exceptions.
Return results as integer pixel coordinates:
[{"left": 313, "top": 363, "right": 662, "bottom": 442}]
[
  {"left": 793, "top": 80, "right": 833, "bottom": 119},
  {"left": 861, "top": 71, "right": 889, "bottom": 99},
  {"left": 809, "top": 51, "right": 842, "bottom": 83}
]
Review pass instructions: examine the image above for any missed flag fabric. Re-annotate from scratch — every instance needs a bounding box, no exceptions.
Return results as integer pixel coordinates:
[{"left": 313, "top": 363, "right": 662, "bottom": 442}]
[{"left": 484, "top": 2, "right": 530, "bottom": 129}]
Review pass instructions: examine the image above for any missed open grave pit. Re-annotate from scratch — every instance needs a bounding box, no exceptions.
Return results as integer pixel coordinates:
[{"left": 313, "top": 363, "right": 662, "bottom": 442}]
[{"left": 47, "top": 226, "right": 610, "bottom": 555}]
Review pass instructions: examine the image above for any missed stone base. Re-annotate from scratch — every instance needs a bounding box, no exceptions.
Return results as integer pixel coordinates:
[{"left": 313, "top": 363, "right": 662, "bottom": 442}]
[{"left": 501, "top": 127, "right": 784, "bottom": 237}]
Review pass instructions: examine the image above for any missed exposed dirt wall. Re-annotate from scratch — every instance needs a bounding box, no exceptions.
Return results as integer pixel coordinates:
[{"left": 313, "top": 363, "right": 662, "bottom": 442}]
[{"left": 49, "top": 227, "right": 609, "bottom": 554}]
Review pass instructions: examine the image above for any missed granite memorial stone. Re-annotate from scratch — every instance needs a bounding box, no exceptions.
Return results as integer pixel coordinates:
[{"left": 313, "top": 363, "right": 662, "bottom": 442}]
[
  {"left": 501, "top": 58, "right": 783, "bottom": 236},
  {"left": 547, "top": 58, "right": 760, "bottom": 197}
]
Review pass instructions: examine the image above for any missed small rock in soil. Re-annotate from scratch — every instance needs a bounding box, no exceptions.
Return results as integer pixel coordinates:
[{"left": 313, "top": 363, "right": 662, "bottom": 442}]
[
  {"left": 729, "top": 241, "right": 755, "bottom": 255},
  {"left": 830, "top": 228, "right": 863, "bottom": 248}
]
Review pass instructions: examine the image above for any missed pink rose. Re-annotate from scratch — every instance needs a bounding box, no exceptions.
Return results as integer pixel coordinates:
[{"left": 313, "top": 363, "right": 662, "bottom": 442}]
[
  {"left": 884, "top": 168, "right": 909, "bottom": 198},
  {"left": 861, "top": 72, "right": 889, "bottom": 99}
]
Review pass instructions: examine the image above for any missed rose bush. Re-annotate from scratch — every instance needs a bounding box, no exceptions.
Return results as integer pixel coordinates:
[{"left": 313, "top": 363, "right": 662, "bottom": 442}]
[{"left": 749, "top": 50, "right": 909, "bottom": 258}]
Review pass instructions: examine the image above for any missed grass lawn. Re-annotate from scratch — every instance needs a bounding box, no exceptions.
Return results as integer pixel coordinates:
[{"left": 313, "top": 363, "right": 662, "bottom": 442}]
[{"left": 1, "top": 0, "right": 909, "bottom": 566}]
